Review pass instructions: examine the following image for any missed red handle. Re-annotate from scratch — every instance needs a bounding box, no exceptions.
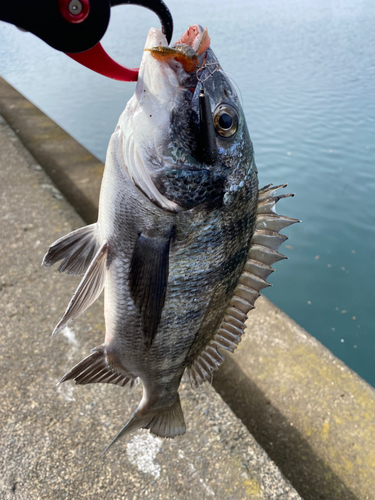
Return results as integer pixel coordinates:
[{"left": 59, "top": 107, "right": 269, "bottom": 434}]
[{"left": 66, "top": 42, "right": 139, "bottom": 81}]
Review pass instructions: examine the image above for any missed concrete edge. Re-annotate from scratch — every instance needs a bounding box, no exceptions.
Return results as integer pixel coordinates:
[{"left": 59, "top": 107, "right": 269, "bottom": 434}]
[{"left": 1, "top": 75, "right": 374, "bottom": 500}]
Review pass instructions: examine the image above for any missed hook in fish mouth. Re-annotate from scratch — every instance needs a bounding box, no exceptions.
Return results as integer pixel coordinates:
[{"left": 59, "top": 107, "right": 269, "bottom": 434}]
[
  {"left": 196, "top": 61, "right": 220, "bottom": 83},
  {"left": 146, "top": 25, "right": 210, "bottom": 73}
]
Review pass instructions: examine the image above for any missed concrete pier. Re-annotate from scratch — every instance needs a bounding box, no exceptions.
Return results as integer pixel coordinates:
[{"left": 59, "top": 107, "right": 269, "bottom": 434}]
[{"left": 1, "top": 76, "right": 375, "bottom": 499}]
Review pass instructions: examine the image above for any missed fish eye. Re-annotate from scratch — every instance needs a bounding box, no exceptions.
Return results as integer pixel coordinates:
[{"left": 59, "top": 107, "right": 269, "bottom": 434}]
[{"left": 213, "top": 104, "right": 238, "bottom": 138}]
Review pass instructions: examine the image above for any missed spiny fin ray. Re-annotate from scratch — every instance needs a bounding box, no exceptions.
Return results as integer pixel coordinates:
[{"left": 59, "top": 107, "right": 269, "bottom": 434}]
[
  {"left": 244, "top": 259, "right": 274, "bottom": 280},
  {"left": 258, "top": 183, "right": 288, "bottom": 200},
  {"left": 258, "top": 193, "right": 295, "bottom": 214},
  {"left": 249, "top": 244, "right": 287, "bottom": 266},
  {"left": 256, "top": 213, "right": 300, "bottom": 232},
  {"left": 252, "top": 229, "right": 289, "bottom": 252},
  {"left": 238, "top": 271, "right": 271, "bottom": 291}
]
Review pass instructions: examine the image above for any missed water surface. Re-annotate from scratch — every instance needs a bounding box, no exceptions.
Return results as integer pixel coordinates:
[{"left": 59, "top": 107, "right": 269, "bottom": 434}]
[{"left": 1, "top": 0, "right": 374, "bottom": 385}]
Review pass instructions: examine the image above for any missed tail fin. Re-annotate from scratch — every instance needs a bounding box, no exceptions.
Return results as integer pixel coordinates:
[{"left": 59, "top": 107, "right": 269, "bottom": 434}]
[{"left": 102, "top": 395, "right": 186, "bottom": 455}]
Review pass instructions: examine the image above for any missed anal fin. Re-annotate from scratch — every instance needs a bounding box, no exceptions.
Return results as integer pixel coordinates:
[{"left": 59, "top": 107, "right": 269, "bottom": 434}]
[
  {"left": 58, "top": 345, "right": 138, "bottom": 388},
  {"left": 52, "top": 241, "right": 108, "bottom": 336},
  {"left": 43, "top": 224, "right": 99, "bottom": 276}
]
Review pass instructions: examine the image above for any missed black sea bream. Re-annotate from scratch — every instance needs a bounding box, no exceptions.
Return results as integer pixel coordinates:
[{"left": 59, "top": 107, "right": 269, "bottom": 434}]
[{"left": 43, "top": 25, "right": 298, "bottom": 451}]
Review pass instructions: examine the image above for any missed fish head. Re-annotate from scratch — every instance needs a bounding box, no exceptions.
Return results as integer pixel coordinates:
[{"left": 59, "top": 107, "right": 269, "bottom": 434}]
[{"left": 117, "top": 26, "right": 255, "bottom": 211}]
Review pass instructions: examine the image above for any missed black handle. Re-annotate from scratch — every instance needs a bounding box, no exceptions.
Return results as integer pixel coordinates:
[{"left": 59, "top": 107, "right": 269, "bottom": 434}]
[
  {"left": 111, "top": 0, "right": 173, "bottom": 44},
  {"left": 0, "top": 0, "right": 173, "bottom": 53}
]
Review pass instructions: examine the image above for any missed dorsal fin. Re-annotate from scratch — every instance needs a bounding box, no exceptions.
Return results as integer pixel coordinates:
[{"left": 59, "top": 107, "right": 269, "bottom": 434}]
[{"left": 186, "top": 183, "right": 300, "bottom": 387}]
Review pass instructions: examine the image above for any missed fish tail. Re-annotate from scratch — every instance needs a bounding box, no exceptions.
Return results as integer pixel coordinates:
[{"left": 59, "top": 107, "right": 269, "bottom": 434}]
[
  {"left": 102, "top": 394, "right": 186, "bottom": 455},
  {"left": 144, "top": 394, "right": 186, "bottom": 438}
]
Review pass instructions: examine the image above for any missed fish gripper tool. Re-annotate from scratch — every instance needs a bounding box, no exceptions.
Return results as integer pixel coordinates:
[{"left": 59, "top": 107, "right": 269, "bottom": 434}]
[{"left": 0, "top": 0, "right": 174, "bottom": 81}]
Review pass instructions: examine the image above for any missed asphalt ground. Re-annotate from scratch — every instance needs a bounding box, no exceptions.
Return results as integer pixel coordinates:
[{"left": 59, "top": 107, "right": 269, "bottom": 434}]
[{"left": 0, "top": 114, "right": 301, "bottom": 499}]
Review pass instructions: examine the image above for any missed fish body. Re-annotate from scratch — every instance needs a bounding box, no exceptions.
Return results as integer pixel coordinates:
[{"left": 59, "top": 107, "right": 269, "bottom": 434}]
[{"left": 43, "top": 25, "right": 298, "bottom": 449}]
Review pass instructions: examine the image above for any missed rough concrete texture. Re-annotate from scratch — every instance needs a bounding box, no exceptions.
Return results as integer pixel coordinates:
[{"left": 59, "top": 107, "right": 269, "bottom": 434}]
[
  {"left": 0, "top": 115, "right": 301, "bottom": 499},
  {"left": 0, "top": 77, "right": 103, "bottom": 224},
  {"left": 214, "top": 299, "right": 375, "bottom": 500}
]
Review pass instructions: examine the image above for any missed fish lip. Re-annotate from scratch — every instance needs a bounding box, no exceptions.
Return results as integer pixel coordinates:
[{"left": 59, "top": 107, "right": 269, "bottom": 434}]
[
  {"left": 135, "top": 27, "right": 179, "bottom": 100},
  {"left": 173, "top": 24, "right": 206, "bottom": 52},
  {"left": 145, "top": 27, "right": 168, "bottom": 49}
]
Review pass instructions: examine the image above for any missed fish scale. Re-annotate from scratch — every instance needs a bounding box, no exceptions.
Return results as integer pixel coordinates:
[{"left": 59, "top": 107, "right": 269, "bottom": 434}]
[{"left": 43, "top": 25, "right": 298, "bottom": 452}]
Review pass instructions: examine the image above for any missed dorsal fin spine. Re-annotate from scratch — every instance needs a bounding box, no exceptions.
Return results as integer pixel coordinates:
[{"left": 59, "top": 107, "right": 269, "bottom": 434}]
[
  {"left": 239, "top": 271, "right": 271, "bottom": 291},
  {"left": 249, "top": 244, "right": 287, "bottom": 265},
  {"left": 226, "top": 306, "right": 248, "bottom": 322},
  {"left": 221, "top": 321, "right": 243, "bottom": 337},
  {"left": 218, "top": 328, "right": 239, "bottom": 343},
  {"left": 199, "top": 356, "right": 213, "bottom": 375},
  {"left": 186, "top": 183, "right": 299, "bottom": 387},
  {"left": 244, "top": 259, "right": 274, "bottom": 280},
  {"left": 230, "top": 296, "right": 255, "bottom": 313},
  {"left": 194, "top": 361, "right": 207, "bottom": 381},
  {"left": 257, "top": 193, "right": 294, "bottom": 214},
  {"left": 234, "top": 284, "right": 260, "bottom": 304},
  {"left": 223, "top": 314, "right": 246, "bottom": 331},
  {"left": 205, "top": 345, "right": 224, "bottom": 364},
  {"left": 201, "top": 350, "right": 220, "bottom": 369},
  {"left": 258, "top": 183, "right": 288, "bottom": 200},
  {"left": 215, "top": 334, "right": 237, "bottom": 352}
]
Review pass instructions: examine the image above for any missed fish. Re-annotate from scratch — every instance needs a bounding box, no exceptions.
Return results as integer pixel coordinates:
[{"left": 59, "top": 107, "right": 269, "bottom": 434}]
[{"left": 43, "top": 24, "right": 298, "bottom": 452}]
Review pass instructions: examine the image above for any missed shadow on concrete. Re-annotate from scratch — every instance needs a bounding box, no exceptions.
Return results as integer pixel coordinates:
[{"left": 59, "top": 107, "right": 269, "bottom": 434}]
[{"left": 213, "top": 355, "right": 358, "bottom": 500}]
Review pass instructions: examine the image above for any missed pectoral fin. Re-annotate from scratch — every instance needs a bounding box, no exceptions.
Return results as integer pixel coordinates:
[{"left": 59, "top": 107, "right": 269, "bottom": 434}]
[
  {"left": 129, "top": 230, "right": 173, "bottom": 349},
  {"left": 52, "top": 241, "right": 108, "bottom": 336}
]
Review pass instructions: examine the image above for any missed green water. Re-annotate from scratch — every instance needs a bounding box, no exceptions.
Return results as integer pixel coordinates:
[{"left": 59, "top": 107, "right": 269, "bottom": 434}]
[{"left": 1, "top": 0, "right": 374, "bottom": 385}]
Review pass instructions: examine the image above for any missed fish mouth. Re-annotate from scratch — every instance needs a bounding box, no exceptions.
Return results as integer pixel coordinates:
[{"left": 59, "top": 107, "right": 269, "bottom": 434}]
[
  {"left": 173, "top": 24, "right": 210, "bottom": 55},
  {"left": 144, "top": 26, "right": 221, "bottom": 167}
]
